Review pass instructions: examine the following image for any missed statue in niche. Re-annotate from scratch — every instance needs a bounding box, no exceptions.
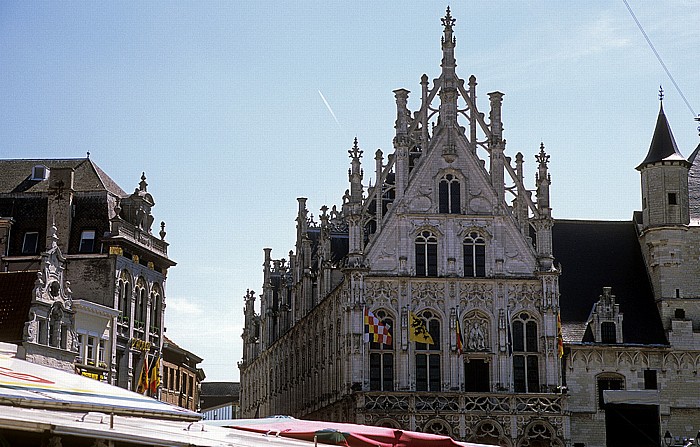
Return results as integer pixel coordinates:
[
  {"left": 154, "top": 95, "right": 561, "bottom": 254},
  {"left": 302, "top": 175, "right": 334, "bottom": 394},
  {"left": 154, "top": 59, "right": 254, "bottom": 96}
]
[{"left": 468, "top": 320, "right": 486, "bottom": 351}]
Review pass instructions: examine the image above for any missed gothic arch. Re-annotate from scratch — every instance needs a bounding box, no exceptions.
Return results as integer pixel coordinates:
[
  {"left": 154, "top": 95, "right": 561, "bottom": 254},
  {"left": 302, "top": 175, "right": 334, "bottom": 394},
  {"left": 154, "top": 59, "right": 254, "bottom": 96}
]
[
  {"left": 470, "top": 419, "right": 511, "bottom": 447},
  {"left": 375, "top": 418, "right": 400, "bottom": 429},
  {"left": 421, "top": 418, "right": 452, "bottom": 437},
  {"left": 516, "top": 420, "right": 563, "bottom": 447}
]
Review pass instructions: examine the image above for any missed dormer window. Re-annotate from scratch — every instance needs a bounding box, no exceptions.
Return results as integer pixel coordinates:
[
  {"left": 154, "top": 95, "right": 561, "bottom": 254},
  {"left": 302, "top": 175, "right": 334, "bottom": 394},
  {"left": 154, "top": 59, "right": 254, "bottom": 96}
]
[
  {"left": 22, "top": 232, "right": 39, "bottom": 254},
  {"left": 31, "top": 165, "right": 49, "bottom": 181},
  {"left": 79, "top": 230, "right": 96, "bottom": 253}
]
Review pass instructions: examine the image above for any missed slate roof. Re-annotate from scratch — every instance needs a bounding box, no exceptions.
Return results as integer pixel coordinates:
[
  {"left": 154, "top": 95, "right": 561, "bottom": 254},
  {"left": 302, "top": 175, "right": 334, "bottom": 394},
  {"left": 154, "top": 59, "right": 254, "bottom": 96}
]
[
  {"left": 553, "top": 219, "right": 667, "bottom": 345},
  {"left": 637, "top": 104, "right": 688, "bottom": 169},
  {"left": 0, "top": 158, "right": 126, "bottom": 196},
  {"left": 0, "top": 271, "right": 36, "bottom": 343}
]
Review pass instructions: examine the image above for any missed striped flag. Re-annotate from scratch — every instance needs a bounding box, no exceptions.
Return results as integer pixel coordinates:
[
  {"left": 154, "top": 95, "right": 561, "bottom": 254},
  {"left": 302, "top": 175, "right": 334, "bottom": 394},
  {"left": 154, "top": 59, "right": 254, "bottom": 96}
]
[
  {"left": 557, "top": 312, "right": 564, "bottom": 358},
  {"left": 363, "top": 307, "right": 392, "bottom": 345}
]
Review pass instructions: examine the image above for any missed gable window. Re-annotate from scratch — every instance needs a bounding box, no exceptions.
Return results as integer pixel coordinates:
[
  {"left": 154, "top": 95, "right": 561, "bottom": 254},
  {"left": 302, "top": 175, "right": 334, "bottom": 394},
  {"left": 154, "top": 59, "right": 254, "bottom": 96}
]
[
  {"left": 415, "top": 311, "right": 441, "bottom": 391},
  {"left": 438, "top": 174, "right": 461, "bottom": 214},
  {"left": 415, "top": 231, "right": 438, "bottom": 277},
  {"left": 601, "top": 322, "right": 616, "bottom": 343},
  {"left": 22, "top": 232, "right": 39, "bottom": 254},
  {"left": 463, "top": 232, "right": 486, "bottom": 277},
  {"left": 79, "top": 230, "right": 96, "bottom": 253},
  {"left": 512, "top": 313, "right": 540, "bottom": 393},
  {"left": 369, "top": 310, "right": 394, "bottom": 391}
]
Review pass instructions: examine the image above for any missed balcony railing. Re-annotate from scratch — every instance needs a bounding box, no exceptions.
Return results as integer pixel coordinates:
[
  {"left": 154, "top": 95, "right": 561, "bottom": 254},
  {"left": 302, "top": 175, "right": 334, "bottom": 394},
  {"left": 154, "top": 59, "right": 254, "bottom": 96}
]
[
  {"left": 361, "top": 391, "right": 564, "bottom": 415},
  {"left": 110, "top": 220, "right": 169, "bottom": 258}
]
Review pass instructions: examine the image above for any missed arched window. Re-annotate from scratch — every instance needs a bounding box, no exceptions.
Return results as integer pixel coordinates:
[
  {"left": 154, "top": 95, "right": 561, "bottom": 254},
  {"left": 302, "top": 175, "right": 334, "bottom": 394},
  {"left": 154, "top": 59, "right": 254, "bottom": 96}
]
[
  {"left": 150, "top": 286, "right": 161, "bottom": 336},
  {"left": 369, "top": 310, "right": 394, "bottom": 391},
  {"left": 463, "top": 232, "right": 486, "bottom": 277},
  {"left": 415, "top": 310, "right": 441, "bottom": 391},
  {"left": 438, "top": 174, "right": 460, "bottom": 214},
  {"left": 415, "top": 231, "right": 438, "bottom": 277},
  {"left": 135, "top": 280, "right": 147, "bottom": 331},
  {"left": 512, "top": 313, "right": 540, "bottom": 393},
  {"left": 118, "top": 273, "right": 132, "bottom": 324}
]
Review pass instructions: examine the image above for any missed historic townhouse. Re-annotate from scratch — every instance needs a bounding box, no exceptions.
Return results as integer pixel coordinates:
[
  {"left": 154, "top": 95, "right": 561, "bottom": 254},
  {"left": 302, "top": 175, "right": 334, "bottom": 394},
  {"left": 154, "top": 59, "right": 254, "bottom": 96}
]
[
  {"left": 0, "top": 157, "right": 175, "bottom": 392},
  {"left": 241, "top": 9, "right": 566, "bottom": 446},
  {"left": 240, "top": 9, "right": 700, "bottom": 447}
]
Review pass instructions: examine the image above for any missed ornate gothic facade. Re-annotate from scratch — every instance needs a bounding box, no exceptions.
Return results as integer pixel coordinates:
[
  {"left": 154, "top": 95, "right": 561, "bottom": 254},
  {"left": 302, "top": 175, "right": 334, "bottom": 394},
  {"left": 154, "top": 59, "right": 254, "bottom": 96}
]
[{"left": 240, "top": 9, "right": 700, "bottom": 447}]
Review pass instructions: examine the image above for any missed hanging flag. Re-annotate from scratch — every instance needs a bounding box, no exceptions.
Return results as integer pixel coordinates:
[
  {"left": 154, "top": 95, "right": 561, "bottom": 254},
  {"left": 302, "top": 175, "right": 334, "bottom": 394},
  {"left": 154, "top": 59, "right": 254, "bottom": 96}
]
[
  {"left": 363, "top": 307, "right": 392, "bottom": 345},
  {"left": 409, "top": 311, "right": 434, "bottom": 345},
  {"left": 150, "top": 355, "right": 161, "bottom": 395},
  {"left": 136, "top": 355, "right": 150, "bottom": 395},
  {"left": 455, "top": 316, "right": 464, "bottom": 355},
  {"left": 557, "top": 311, "right": 564, "bottom": 358}
]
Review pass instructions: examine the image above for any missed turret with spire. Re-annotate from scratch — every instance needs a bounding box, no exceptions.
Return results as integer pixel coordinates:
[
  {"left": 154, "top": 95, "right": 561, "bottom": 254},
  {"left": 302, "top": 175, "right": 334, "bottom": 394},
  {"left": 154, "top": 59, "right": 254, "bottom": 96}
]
[{"left": 637, "top": 87, "right": 691, "bottom": 228}]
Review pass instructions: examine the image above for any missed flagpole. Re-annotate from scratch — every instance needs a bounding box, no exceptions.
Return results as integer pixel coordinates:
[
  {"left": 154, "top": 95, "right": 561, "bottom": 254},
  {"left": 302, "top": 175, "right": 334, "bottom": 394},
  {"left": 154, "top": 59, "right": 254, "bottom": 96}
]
[
  {"left": 361, "top": 306, "right": 365, "bottom": 391},
  {"left": 456, "top": 305, "right": 461, "bottom": 392}
]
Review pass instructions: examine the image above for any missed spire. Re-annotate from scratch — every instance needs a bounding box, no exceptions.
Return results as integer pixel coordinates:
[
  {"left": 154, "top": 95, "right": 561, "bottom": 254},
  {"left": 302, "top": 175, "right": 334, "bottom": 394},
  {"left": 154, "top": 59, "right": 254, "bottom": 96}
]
[
  {"left": 637, "top": 92, "right": 688, "bottom": 170},
  {"left": 440, "top": 6, "right": 456, "bottom": 74},
  {"left": 438, "top": 7, "right": 458, "bottom": 127},
  {"left": 536, "top": 142, "right": 551, "bottom": 216},
  {"left": 348, "top": 137, "right": 364, "bottom": 203}
]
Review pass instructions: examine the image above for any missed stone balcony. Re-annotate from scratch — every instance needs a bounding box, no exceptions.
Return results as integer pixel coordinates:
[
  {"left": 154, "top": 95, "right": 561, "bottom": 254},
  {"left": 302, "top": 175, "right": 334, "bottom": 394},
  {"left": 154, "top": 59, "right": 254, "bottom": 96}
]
[{"left": 109, "top": 219, "right": 169, "bottom": 259}]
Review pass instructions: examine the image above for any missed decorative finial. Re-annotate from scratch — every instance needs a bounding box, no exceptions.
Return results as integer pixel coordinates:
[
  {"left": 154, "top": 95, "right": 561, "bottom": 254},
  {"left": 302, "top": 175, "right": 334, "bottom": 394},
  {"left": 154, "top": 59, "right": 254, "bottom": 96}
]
[
  {"left": 349, "top": 137, "right": 363, "bottom": 160},
  {"left": 658, "top": 85, "right": 664, "bottom": 102},
  {"left": 139, "top": 172, "right": 148, "bottom": 192},
  {"left": 442, "top": 6, "right": 455, "bottom": 30},
  {"left": 86, "top": 151, "right": 90, "bottom": 159},
  {"left": 695, "top": 115, "right": 700, "bottom": 137},
  {"left": 159, "top": 221, "right": 166, "bottom": 240},
  {"left": 536, "top": 142, "right": 550, "bottom": 166}
]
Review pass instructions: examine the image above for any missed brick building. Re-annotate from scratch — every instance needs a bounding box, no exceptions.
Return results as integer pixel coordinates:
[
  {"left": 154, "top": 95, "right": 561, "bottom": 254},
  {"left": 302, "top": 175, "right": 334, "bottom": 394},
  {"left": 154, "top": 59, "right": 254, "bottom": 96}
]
[
  {"left": 160, "top": 336, "right": 205, "bottom": 412},
  {"left": 239, "top": 9, "right": 700, "bottom": 447}
]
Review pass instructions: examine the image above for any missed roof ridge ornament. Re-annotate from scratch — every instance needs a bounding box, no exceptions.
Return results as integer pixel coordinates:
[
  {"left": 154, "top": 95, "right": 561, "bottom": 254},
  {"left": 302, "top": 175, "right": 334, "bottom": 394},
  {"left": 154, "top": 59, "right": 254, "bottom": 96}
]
[{"left": 441, "top": 6, "right": 455, "bottom": 31}]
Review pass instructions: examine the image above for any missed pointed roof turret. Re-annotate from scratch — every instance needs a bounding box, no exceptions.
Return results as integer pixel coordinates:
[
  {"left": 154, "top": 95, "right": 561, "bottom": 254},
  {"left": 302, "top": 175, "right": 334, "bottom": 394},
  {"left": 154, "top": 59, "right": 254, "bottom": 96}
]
[{"left": 637, "top": 90, "right": 689, "bottom": 170}]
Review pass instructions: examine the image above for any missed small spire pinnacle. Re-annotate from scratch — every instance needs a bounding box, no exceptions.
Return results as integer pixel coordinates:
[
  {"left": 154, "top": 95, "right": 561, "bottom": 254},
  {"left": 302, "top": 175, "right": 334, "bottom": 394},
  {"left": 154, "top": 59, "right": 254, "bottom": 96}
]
[
  {"left": 536, "top": 142, "right": 550, "bottom": 167},
  {"left": 441, "top": 6, "right": 455, "bottom": 31},
  {"left": 349, "top": 137, "right": 363, "bottom": 161},
  {"left": 659, "top": 85, "right": 664, "bottom": 102},
  {"left": 695, "top": 115, "right": 700, "bottom": 138}
]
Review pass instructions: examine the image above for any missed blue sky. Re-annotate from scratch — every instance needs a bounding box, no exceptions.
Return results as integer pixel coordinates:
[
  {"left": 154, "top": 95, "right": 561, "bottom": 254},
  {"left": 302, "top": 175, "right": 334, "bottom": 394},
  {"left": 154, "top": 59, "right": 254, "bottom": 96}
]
[{"left": 1, "top": 2, "right": 698, "bottom": 381}]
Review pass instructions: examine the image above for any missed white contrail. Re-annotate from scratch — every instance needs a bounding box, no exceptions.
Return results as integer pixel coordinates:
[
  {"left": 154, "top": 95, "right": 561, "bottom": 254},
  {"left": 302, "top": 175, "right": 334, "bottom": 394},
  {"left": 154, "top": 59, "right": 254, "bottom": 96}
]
[{"left": 318, "top": 90, "right": 341, "bottom": 127}]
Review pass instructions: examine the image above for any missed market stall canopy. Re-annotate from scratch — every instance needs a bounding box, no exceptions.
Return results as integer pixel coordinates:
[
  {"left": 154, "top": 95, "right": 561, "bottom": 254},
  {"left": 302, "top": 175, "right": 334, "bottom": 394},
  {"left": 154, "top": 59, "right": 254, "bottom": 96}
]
[
  {"left": 212, "top": 416, "right": 494, "bottom": 447},
  {"left": 0, "top": 342, "right": 197, "bottom": 421}
]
